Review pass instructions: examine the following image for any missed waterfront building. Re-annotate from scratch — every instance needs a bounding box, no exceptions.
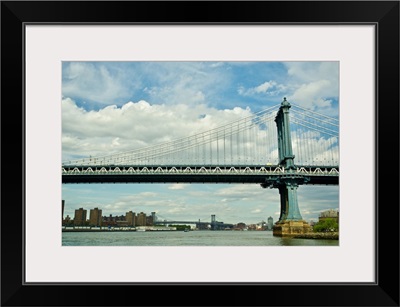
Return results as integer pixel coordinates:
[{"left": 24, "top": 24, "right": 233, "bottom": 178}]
[
  {"left": 62, "top": 215, "right": 72, "bottom": 226},
  {"left": 103, "top": 214, "right": 115, "bottom": 226},
  {"left": 74, "top": 208, "right": 87, "bottom": 226},
  {"left": 146, "top": 215, "right": 154, "bottom": 226},
  {"left": 319, "top": 209, "right": 339, "bottom": 223},
  {"left": 89, "top": 207, "right": 103, "bottom": 227},
  {"left": 103, "top": 214, "right": 124, "bottom": 226},
  {"left": 116, "top": 220, "right": 129, "bottom": 227},
  {"left": 136, "top": 212, "right": 146, "bottom": 226},
  {"left": 126, "top": 211, "right": 136, "bottom": 226},
  {"left": 248, "top": 224, "right": 257, "bottom": 230},
  {"left": 267, "top": 216, "right": 273, "bottom": 230},
  {"left": 255, "top": 221, "right": 266, "bottom": 230},
  {"left": 234, "top": 222, "right": 246, "bottom": 230}
]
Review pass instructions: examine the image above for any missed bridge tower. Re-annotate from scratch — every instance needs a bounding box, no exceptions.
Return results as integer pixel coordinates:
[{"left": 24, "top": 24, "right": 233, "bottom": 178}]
[
  {"left": 262, "top": 98, "right": 311, "bottom": 236},
  {"left": 211, "top": 214, "right": 216, "bottom": 230}
]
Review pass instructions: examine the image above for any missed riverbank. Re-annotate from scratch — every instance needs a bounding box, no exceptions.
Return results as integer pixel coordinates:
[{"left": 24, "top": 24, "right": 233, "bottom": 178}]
[
  {"left": 293, "top": 232, "right": 339, "bottom": 240},
  {"left": 62, "top": 226, "right": 177, "bottom": 232}
]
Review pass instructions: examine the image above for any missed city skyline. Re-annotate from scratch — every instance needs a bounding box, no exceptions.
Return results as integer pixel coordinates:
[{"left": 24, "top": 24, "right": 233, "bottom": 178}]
[
  {"left": 63, "top": 201, "right": 279, "bottom": 226},
  {"left": 62, "top": 61, "right": 339, "bottom": 225}
]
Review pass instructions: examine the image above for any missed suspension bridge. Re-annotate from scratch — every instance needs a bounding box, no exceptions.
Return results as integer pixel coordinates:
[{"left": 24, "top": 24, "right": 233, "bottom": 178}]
[
  {"left": 153, "top": 214, "right": 235, "bottom": 230},
  {"left": 62, "top": 98, "right": 339, "bottom": 236}
]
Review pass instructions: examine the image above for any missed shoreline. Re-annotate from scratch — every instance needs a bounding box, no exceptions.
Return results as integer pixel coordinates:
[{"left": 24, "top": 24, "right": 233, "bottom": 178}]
[
  {"left": 62, "top": 226, "right": 177, "bottom": 232},
  {"left": 293, "top": 232, "right": 339, "bottom": 240}
]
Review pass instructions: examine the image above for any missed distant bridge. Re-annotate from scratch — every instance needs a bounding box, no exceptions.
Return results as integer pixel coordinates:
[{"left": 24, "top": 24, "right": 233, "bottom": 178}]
[{"left": 153, "top": 214, "right": 234, "bottom": 230}]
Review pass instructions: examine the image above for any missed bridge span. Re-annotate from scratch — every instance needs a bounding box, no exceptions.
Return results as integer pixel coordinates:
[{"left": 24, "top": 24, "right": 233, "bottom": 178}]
[
  {"left": 62, "top": 164, "right": 338, "bottom": 185},
  {"left": 153, "top": 220, "right": 234, "bottom": 229}
]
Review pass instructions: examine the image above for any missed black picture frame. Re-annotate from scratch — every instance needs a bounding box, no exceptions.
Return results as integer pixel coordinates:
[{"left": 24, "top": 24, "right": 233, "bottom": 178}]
[{"left": 1, "top": 1, "right": 399, "bottom": 306}]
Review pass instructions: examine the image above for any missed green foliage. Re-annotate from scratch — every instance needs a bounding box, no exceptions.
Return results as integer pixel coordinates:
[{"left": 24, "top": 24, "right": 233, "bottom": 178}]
[
  {"left": 313, "top": 218, "right": 339, "bottom": 233},
  {"left": 170, "top": 225, "right": 191, "bottom": 231}
]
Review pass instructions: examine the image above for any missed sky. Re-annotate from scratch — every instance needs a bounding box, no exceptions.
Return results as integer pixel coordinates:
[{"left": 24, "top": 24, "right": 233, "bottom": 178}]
[{"left": 61, "top": 61, "right": 339, "bottom": 225}]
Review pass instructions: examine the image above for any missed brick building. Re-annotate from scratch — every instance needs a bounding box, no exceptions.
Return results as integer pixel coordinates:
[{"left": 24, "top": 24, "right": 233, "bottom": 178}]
[
  {"left": 89, "top": 207, "right": 102, "bottom": 226},
  {"left": 74, "top": 208, "right": 87, "bottom": 226}
]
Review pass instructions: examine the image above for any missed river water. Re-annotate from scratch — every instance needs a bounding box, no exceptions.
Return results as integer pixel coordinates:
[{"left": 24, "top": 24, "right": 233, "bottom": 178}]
[{"left": 62, "top": 230, "right": 339, "bottom": 246}]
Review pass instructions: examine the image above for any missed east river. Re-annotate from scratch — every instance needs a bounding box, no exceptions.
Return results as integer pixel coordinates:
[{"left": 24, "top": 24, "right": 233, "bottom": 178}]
[{"left": 62, "top": 230, "right": 339, "bottom": 246}]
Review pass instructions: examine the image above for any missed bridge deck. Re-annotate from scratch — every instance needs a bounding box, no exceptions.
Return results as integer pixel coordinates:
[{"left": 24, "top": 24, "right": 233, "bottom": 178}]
[{"left": 62, "top": 165, "right": 339, "bottom": 185}]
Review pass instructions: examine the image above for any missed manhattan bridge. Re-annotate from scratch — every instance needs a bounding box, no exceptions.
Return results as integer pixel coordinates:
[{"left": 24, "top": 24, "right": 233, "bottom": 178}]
[{"left": 62, "top": 98, "right": 339, "bottom": 236}]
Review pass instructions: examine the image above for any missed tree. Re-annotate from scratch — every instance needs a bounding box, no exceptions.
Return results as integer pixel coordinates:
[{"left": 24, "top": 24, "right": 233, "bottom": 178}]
[
  {"left": 313, "top": 218, "right": 339, "bottom": 233},
  {"left": 170, "top": 224, "right": 190, "bottom": 231}
]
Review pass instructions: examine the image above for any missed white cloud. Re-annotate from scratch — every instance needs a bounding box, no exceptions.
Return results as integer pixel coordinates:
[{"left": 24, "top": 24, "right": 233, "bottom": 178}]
[
  {"left": 284, "top": 62, "right": 339, "bottom": 114},
  {"left": 137, "top": 62, "right": 230, "bottom": 106},
  {"left": 238, "top": 80, "right": 286, "bottom": 97},
  {"left": 215, "top": 185, "right": 265, "bottom": 198},
  {"left": 209, "top": 62, "right": 224, "bottom": 68},
  {"left": 62, "top": 62, "right": 135, "bottom": 105},
  {"left": 62, "top": 62, "right": 226, "bottom": 107},
  {"left": 288, "top": 79, "right": 333, "bottom": 109},
  {"left": 168, "top": 184, "right": 186, "bottom": 190},
  {"left": 62, "top": 98, "right": 254, "bottom": 161},
  {"left": 285, "top": 62, "right": 338, "bottom": 84}
]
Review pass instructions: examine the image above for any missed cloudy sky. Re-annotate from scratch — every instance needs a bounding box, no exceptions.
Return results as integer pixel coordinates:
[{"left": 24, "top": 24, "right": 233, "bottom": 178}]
[{"left": 62, "top": 61, "right": 339, "bottom": 225}]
